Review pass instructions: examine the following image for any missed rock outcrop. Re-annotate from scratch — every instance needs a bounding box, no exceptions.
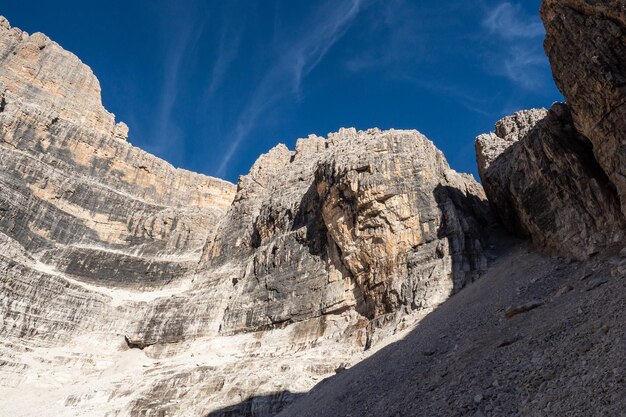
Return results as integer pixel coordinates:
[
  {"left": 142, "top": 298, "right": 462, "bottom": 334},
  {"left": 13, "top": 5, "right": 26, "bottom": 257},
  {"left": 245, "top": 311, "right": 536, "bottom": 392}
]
[
  {"left": 476, "top": 0, "right": 626, "bottom": 260},
  {"left": 0, "top": 16, "right": 493, "bottom": 417},
  {"left": 0, "top": 16, "right": 236, "bottom": 288},
  {"left": 541, "top": 0, "right": 626, "bottom": 217},
  {"left": 476, "top": 103, "right": 625, "bottom": 259},
  {"left": 205, "top": 129, "right": 491, "bottom": 340}
]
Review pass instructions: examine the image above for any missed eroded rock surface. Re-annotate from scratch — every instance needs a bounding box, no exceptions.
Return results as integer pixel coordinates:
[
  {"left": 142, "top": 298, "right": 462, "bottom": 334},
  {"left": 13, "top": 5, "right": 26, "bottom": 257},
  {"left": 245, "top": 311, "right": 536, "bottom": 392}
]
[
  {"left": 476, "top": 103, "right": 625, "bottom": 259},
  {"left": 0, "top": 16, "right": 493, "bottom": 417},
  {"left": 0, "top": 16, "right": 236, "bottom": 288},
  {"left": 205, "top": 128, "right": 491, "bottom": 341},
  {"left": 5, "top": 0, "right": 623, "bottom": 413},
  {"left": 541, "top": 0, "right": 626, "bottom": 216}
]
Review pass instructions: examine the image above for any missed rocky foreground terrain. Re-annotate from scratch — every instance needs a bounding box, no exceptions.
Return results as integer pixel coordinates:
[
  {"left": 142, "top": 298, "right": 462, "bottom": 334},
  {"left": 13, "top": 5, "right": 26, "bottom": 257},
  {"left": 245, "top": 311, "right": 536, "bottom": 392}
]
[{"left": 0, "top": 0, "right": 624, "bottom": 416}]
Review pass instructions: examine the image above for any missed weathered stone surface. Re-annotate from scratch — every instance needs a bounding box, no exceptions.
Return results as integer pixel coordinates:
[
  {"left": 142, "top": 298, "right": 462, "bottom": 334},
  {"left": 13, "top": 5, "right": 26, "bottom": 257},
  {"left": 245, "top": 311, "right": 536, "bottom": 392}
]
[
  {"left": 205, "top": 128, "right": 492, "bottom": 338},
  {"left": 0, "top": 17, "right": 115, "bottom": 136},
  {"left": 0, "top": 16, "right": 494, "bottom": 417},
  {"left": 476, "top": 103, "right": 625, "bottom": 259},
  {"left": 541, "top": 0, "right": 626, "bottom": 217},
  {"left": 0, "top": 18, "right": 236, "bottom": 288},
  {"left": 5, "top": 0, "right": 624, "bottom": 414}
]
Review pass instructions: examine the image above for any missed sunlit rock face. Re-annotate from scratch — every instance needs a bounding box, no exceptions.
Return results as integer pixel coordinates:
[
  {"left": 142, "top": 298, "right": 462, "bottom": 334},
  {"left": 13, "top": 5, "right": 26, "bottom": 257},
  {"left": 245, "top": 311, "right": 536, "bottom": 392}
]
[
  {"left": 476, "top": 103, "right": 625, "bottom": 259},
  {"left": 0, "top": 15, "right": 494, "bottom": 417},
  {"left": 205, "top": 128, "right": 492, "bottom": 340},
  {"left": 541, "top": 0, "right": 626, "bottom": 217},
  {"left": 0, "top": 16, "right": 235, "bottom": 284}
]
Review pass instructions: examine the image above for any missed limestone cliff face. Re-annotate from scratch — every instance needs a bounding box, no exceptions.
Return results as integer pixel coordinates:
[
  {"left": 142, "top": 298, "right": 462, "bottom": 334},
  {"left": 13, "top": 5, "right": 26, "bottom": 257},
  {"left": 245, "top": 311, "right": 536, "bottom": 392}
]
[
  {"left": 476, "top": 104, "right": 625, "bottom": 259},
  {"left": 204, "top": 129, "right": 491, "bottom": 338},
  {"left": 541, "top": 0, "right": 626, "bottom": 217},
  {"left": 0, "top": 17, "right": 236, "bottom": 289},
  {"left": 8, "top": 0, "right": 624, "bottom": 413},
  {"left": 0, "top": 16, "right": 493, "bottom": 417},
  {"left": 0, "top": 16, "right": 120, "bottom": 137},
  {"left": 475, "top": 0, "right": 626, "bottom": 259}
]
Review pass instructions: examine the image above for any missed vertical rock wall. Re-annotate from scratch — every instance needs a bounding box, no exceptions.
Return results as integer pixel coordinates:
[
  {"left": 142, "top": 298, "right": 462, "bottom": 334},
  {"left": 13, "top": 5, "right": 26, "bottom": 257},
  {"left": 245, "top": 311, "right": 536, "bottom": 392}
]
[
  {"left": 476, "top": 104, "right": 625, "bottom": 259},
  {"left": 0, "top": 15, "right": 495, "bottom": 417},
  {"left": 541, "top": 0, "right": 626, "bottom": 216},
  {"left": 205, "top": 129, "right": 492, "bottom": 337}
]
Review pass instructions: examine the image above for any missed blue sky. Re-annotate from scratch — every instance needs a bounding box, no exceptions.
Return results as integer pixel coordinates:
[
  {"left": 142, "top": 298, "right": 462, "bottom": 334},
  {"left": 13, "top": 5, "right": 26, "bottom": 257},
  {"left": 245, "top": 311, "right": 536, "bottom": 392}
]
[{"left": 3, "top": 0, "right": 561, "bottom": 183}]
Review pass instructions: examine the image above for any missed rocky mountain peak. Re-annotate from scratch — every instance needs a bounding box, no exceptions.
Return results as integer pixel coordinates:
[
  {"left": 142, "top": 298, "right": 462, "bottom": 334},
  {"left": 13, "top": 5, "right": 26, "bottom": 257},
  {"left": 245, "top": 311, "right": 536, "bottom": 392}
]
[
  {"left": 204, "top": 127, "right": 491, "bottom": 336},
  {"left": 0, "top": 14, "right": 495, "bottom": 415},
  {"left": 0, "top": 17, "right": 120, "bottom": 137},
  {"left": 1, "top": 1, "right": 625, "bottom": 415}
]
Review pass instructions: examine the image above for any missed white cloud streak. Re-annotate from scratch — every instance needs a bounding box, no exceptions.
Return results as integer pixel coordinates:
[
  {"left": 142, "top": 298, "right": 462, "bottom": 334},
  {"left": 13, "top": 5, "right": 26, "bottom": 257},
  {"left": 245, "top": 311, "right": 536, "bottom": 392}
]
[
  {"left": 152, "top": 14, "right": 207, "bottom": 160},
  {"left": 345, "top": 0, "right": 426, "bottom": 73},
  {"left": 206, "top": 7, "right": 245, "bottom": 99},
  {"left": 482, "top": 2, "right": 548, "bottom": 90},
  {"left": 502, "top": 45, "right": 547, "bottom": 89},
  {"left": 215, "top": 0, "right": 363, "bottom": 178},
  {"left": 483, "top": 2, "right": 544, "bottom": 40}
]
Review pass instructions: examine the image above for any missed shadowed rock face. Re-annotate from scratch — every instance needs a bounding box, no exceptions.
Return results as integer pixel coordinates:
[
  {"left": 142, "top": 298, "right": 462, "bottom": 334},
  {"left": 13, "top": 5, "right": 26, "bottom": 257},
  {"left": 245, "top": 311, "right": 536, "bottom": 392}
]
[
  {"left": 541, "top": 0, "right": 626, "bottom": 217},
  {"left": 0, "top": 16, "right": 494, "bottom": 417},
  {"left": 478, "top": 0, "right": 626, "bottom": 260},
  {"left": 274, "top": 239, "right": 626, "bottom": 417},
  {"left": 476, "top": 103, "right": 625, "bottom": 259},
  {"left": 476, "top": 0, "right": 626, "bottom": 259}
]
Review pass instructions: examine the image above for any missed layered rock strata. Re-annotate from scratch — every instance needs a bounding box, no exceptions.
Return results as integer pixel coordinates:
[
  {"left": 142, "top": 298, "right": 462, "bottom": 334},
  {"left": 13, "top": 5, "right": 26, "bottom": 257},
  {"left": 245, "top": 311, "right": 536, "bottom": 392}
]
[
  {"left": 0, "top": 16, "right": 493, "bottom": 417},
  {"left": 0, "top": 16, "right": 236, "bottom": 288},
  {"left": 476, "top": 104, "right": 625, "bottom": 259},
  {"left": 204, "top": 129, "right": 492, "bottom": 340}
]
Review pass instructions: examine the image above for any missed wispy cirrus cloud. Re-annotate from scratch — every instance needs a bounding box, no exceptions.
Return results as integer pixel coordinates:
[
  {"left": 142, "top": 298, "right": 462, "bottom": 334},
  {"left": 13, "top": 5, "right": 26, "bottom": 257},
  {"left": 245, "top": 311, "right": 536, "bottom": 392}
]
[
  {"left": 482, "top": 2, "right": 548, "bottom": 90},
  {"left": 150, "top": 8, "right": 208, "bottom": 162},
  {"left": 501, "top": 44, "right": 548, "bottom": 88},
  {"left": 345, "top": 1, "right": 477, "bottom": 74},
  {"left": 205, "top": 5, "right": 246, "bottom": 100},
  {"left": 345, "top": 0, "right": 429, "bottom": 73},
  {"left": 215, "top": 0, "right": 364, "bottom": 178},
  {"left": 483, "top": 2, "right": 544, "bottom": 40}
]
